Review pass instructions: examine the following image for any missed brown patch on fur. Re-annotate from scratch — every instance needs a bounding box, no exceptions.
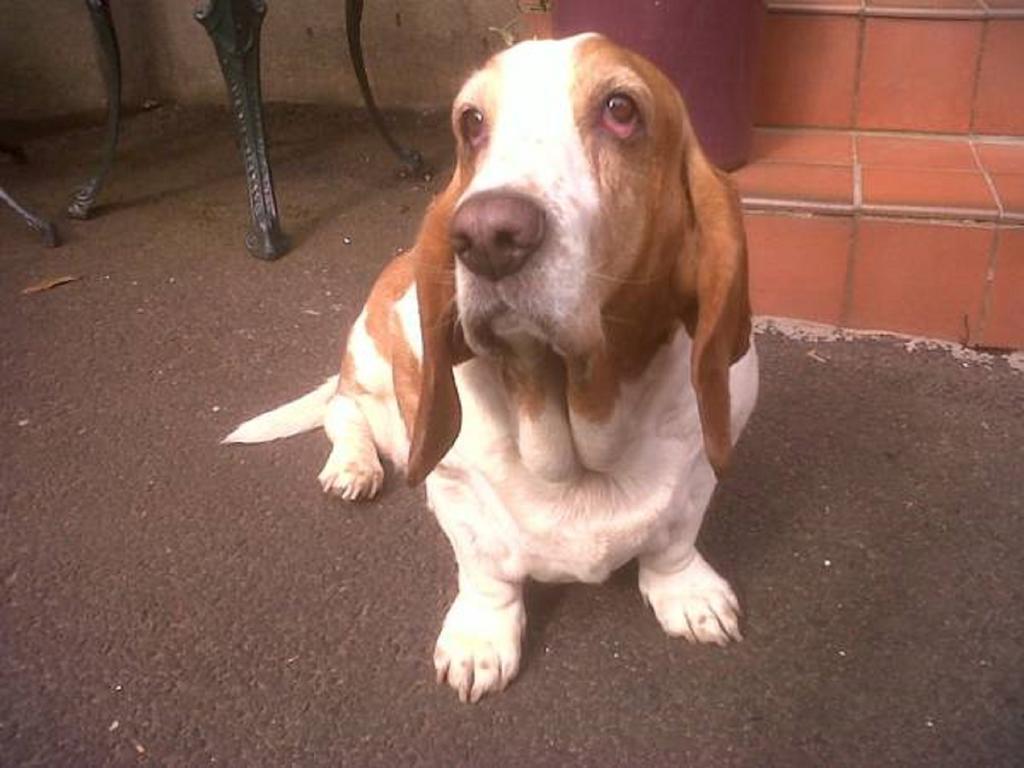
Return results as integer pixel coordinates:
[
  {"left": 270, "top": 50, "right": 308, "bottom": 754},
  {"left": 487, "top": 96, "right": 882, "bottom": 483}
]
[
  {"left": 407, "top": 175, "right": 475, "bottom": 485},
  {"left": 500, "top": 341, "right": 565, "bottom": 421},
  {"left": 676, "top": 154, "right": 752, "bottom": 475},
  {"left": 390, "top": 316, "right": 421, "bottom": 437},
  {"left": 400, "top": 58, "right": 513, "bottom": 484},
  {"left": 336, "top": 253, "right": 415, "bottom": 399},
  {"left": 335, "top": 251, "right": 415, "bottom": 402},
  {"left": 363, "top": 252, "right": 415, "bottom": 359},
  {"left": 331, "top": 58, "right": 496, "bottom": 485},
  {"left": 567, "top": 36, "right": 751, "bottom": 475},
  {"left": 564, "top": 37, "right": 690, "bottom": 421},
  {"left": 332, "top": 191, "right": 473, "bottom": 479}
]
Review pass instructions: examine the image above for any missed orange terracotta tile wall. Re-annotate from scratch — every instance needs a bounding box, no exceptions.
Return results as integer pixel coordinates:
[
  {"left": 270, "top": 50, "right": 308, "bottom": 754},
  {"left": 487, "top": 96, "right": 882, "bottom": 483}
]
[
  {"left": 984, "top": 228, "right": 1024, "bottom": 348},
  {"left": 975, "top": 20, "right": 1024, "bottom": 133},
  {"left": 745, "top": 211, "right": 1024, "bottom": 348},
  {"left": 738, "top": 129, "right": 1024, "bottom": 348},
  {"left": 754, "top": 14, "right": 860, "bottom": 127},
  {"left": 746, "top": 214, "right": 853, "bottom": 326},
  {"left": 857, "top": 18, "right": 982, "bottom": 132},
  {"left": 845, "top": 219, "right": 992, "bottom": 340},
  {"left": 755, "top": 7, "right": 1024, "bottom": 134}
]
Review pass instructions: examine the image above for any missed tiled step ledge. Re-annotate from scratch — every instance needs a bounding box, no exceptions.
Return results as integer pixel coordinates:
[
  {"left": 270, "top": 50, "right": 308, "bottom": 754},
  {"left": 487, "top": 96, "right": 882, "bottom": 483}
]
[
  {"left": 734, "top": 128, "right": 1024, "bottom": 224},
  {"left": 765, "top": 1, "right": 1024, "bottom": 19},
  {"left": 742, "top": 208, "right": 1023, "bottom": 349}
]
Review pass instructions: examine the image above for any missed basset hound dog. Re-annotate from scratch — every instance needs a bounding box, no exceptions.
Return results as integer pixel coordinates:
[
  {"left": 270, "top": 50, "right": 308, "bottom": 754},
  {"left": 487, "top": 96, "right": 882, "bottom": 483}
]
[{"left": 225, "top": 33, "right": 758, "bottom": 703}]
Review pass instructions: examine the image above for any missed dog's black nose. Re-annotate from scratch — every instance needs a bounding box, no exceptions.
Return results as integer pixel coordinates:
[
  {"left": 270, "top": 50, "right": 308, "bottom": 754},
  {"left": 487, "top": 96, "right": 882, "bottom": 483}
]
[{"left": 450, "top": 191, "right": 546, "bottom": 280}]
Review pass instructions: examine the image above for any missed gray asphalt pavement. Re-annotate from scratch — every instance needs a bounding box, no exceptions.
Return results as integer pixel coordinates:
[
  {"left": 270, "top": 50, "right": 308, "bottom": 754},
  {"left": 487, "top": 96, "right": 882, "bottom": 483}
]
[{"left": 2, "top": 106, "right": 1022, "bottom": 767}]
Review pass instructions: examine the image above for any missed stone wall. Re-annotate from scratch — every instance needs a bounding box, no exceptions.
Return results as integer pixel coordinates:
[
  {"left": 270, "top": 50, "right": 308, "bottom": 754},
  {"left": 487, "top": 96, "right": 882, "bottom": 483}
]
[{"left": 0, "top": 0, "right": 515, "bottom": 120}]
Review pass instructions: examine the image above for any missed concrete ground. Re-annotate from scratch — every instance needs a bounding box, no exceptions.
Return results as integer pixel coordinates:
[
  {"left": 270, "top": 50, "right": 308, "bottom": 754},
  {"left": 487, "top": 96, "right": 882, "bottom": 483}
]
[{"left": 1, "top": 105, "right": 1022, "bottom": 767}]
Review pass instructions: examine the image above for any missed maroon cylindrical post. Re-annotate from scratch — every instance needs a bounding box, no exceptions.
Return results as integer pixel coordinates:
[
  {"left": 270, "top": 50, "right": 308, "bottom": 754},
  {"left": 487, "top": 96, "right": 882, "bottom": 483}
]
[{"left": 553, "top": 0, "right": 764, "bottom": 170}]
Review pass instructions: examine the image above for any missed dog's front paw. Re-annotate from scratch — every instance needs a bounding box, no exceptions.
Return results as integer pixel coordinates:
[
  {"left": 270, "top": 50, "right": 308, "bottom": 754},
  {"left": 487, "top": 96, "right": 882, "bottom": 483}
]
[
  {"left": 639, "top": 551, "right": 742, "bottom": 646},
  {"left": 318, "top": 448, "right": 384, "bottom": 501},
  {"left": 434, "top": 592, "right": 525, "bottom": 703}
]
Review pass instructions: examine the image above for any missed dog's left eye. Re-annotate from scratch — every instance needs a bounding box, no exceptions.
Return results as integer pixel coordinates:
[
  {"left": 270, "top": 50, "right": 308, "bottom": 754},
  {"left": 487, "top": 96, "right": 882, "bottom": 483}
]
[
  {"left": 459, "top": 107, "right": 487, "bottom": 148},
  {"left": 602, "top": 93, "right": 639, "bottom": 138}
]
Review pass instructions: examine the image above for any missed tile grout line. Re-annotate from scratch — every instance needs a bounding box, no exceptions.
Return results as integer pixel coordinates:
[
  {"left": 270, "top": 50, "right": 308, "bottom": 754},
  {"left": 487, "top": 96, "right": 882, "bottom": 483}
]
[
  {"left": 969, "top": 139, "right": 1005, "bottom": 219},
  {"left": 968, "top": 16, "right": 991, "bottom": 134},
  {"left": 754, "top": 126, "right": 1024, "bottom": 144},
  {"left": 744, "top": 207, "right": 1008, "bottom": 228},
  {"left": 742, "top": 197, "right": 857, "bottom": 215},
  {"left": 975, "top": 226, "right": 1002, "bottom": 345},
  {"left": 860, "top": 8, "right": 987, "bottom": 20},
  {"left": 744, "top": 199, "right": 1001, "bottom": 223},
  {"left": 765, "top": 4, "right": 862, "bottom": 18},
  {"left": 854, "top": 212, "right": 1001, "bottom": 227},
  {"left": 849, "top": 11, "right": 867, "bottom": 130},
  {"left": 840, "top": 132, "right": 863, "bottom": 329},
  {"left": 968, "top": 135, "right": 1003, "bottom": 345},
  {"left": 839, "top": 211, "right": 859, "bottom": 330},
  {"left": 765, "top": 0, "right": 1024, "bottom": 19},
  {"left": 859, "top": 204, "right": 999, "bottom": 223},
  {"left": 852, "top": 134, "right": 864, "bottom": 209}
]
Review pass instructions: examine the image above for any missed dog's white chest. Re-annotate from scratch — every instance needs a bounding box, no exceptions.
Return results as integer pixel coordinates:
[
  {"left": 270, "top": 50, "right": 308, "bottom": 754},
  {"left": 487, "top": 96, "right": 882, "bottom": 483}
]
[{"left": 425, "top": 329, "right": 728, "bottom": 584}]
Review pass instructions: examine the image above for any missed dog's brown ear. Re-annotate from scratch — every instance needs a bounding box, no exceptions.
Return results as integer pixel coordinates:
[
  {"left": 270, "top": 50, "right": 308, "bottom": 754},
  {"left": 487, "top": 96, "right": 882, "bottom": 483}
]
[
  {"left": 407, "top": 181, "right": 472, "bottom": 485},
  {"left": 675, "top": 136, "right": 753, "bottom": 478}
]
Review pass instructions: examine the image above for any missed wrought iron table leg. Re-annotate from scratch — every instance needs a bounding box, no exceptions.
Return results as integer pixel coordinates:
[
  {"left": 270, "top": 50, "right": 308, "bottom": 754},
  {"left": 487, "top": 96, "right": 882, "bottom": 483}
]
[
  {"left": 2, "top": 186, "right": 60, "bottom": 247},
  {"left": 68, "top": 0, "right": 121, "bottom": 220},
  {"left": 196, "top": 0, "right": 288, "bottom": 260},
  {"left": 345, "top": 0, "right": 425, "bottom": 175}
]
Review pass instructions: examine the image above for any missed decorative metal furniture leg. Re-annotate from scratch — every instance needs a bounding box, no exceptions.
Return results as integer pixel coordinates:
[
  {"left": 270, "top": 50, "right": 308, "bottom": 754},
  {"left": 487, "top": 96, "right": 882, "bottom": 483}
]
[
  {"left": 196, "top": 0, "right": 288, "bottom": 260},
  {"left": 1, "top": 185, "right": 60, "bottom": 247},
  {"left": 68, "top": 0, "right": 121, "bottom": 220},
  {"left": 345, "top": 0, "right": 425, "bottom": 175}
]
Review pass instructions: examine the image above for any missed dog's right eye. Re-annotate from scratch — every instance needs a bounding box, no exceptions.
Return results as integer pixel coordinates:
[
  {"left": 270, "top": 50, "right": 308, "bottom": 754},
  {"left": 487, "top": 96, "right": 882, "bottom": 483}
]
[
  {"left": 602, "top": 92, "right": 640, "bottom": 139},
  {"left": 459, "top": 107, "right": 487, "bottom": 148}
]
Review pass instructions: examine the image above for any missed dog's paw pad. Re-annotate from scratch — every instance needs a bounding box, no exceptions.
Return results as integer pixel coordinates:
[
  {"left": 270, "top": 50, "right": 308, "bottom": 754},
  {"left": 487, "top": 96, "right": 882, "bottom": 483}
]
[
  {"left": 640, "top": 554, "right": 742, "bottom": 646},
  {"left": 318, "top": 452, "right": 384, "bottom": 501},
  {"left": 434, "top": 594, "right": 525, "bottom": 703},
  {"left": 651, "top": 587, "right": 742, "bottom": 645}
]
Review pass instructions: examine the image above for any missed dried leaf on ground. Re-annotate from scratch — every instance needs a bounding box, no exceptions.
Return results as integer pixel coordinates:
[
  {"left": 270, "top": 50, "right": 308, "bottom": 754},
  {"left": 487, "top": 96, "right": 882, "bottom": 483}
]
[{"left": 21, "top": 275, "right": 80, "bottom": 295}]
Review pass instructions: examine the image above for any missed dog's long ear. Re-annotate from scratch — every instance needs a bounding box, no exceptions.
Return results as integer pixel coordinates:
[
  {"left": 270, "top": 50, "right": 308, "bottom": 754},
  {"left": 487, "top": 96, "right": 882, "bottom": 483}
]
[
  {"left": 675, "top": 134, "right": 753, "bottom": 478},
  {"left": 407, "top": 180, "right": 472, "bottom": 485}
]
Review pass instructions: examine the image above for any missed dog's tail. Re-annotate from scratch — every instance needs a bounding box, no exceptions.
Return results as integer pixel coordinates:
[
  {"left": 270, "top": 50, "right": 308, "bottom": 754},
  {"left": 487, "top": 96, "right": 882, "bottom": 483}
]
[{"left": 222, "top": 376, "right": 339, "bottom": 444}]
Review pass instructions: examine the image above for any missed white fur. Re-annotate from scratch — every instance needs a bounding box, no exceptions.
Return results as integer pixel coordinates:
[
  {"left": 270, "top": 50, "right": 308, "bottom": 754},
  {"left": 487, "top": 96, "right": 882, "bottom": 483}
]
[
  {"left": 222, "top": 377, "right": 337, "bottom": 444},
  {"left": 431, "top": 329, "right": 757, "bottom": 586},
  {"left": 319, "top": 394, "right": 383, "bottom": 500},
  {"left": 454, "top": 35, "right": 604, "bottom": 357}
]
